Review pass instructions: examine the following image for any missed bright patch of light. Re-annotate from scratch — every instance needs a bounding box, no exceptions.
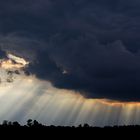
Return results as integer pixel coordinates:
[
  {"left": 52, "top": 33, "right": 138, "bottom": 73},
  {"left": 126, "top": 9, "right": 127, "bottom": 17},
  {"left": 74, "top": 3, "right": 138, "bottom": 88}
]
[
  {"left": 7, "top": 54, "right": 29, "bottom": 66},
  {"left": 0, "top": 53, "right": 29, "bottom": 83},
  {"left": 0, "top": 53, "right": 29, "bottom": 70}
]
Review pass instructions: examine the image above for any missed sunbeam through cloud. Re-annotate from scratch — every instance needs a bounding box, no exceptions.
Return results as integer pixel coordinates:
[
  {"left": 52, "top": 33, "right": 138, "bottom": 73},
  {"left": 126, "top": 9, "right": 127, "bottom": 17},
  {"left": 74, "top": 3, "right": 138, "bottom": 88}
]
[{"left": 0, "top": 0, "right": 140, "bottom": 127}]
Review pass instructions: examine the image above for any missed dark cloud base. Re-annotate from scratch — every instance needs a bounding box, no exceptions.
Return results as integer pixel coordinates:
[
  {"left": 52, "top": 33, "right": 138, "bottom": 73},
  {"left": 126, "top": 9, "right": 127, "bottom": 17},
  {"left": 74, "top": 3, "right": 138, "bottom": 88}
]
[{"left": 0, "top": 0, "right": 140, "bottom": 101}]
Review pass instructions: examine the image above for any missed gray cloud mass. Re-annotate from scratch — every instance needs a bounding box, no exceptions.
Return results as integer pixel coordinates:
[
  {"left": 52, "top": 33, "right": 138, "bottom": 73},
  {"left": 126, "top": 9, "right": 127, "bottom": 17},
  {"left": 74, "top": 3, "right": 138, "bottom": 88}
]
[{"left": 0, "top": 0, "right": 140, "bottom": 101}]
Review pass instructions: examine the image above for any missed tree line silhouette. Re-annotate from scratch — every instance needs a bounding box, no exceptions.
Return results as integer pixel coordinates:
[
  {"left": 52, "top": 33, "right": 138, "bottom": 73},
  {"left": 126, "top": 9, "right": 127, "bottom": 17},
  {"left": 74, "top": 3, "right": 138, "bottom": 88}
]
[{"left": 0, "top": 119, "right": 140, "bottom": 129}]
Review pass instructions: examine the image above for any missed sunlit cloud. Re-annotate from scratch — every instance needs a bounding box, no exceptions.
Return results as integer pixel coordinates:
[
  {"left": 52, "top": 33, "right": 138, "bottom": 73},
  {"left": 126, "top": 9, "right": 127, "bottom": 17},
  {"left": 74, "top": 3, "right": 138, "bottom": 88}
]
[
  {"left": 0, "top": 53, "right": 29, "bottom": 70},
  {"left": 0, "top": 53, "right": 29, "bottom": 83},
  {"left": 7, "top": 53, "right": 29, "bottom": 66}
]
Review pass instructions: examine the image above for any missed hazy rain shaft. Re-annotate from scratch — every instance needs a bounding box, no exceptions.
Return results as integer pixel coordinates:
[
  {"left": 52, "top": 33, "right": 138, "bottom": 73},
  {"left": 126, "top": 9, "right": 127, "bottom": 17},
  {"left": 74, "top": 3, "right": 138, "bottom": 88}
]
[
  {"left": 0, "top": 74, "right": 139, "bottom": 126},
  {"left": 0, "top": 51, "right": 138, "bottom": 126}
]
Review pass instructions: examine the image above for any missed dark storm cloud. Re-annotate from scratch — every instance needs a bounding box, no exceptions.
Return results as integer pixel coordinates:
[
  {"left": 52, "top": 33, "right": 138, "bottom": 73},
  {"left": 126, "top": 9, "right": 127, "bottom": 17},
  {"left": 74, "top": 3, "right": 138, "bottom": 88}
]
[{"left": 1, "top": 0, "right": 140, "bottom": 101}]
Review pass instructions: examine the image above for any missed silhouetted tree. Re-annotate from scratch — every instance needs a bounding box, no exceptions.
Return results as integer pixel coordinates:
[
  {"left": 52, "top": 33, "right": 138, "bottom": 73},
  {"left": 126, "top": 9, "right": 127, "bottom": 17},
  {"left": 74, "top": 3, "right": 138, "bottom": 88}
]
[
  {"left": 32, "top": 120, "right": 41, "bottom": 127},
  {"left": 2, "top": 120, "right": 8, "bottom": 127},
  {"left": 84, "top": 124, "right": 90, "bottom": 128},
  {"left": 27, "top": 119, "right": 33, "bottom": 127},
  {"left": 78, "top": 124, "right": 82, "bottom": 128},
  {"left": 13, "top": 122, "right": 20, "bottom": 127},
  {"left": 8, "top": 121, "right": 12, "bottom": 126}
]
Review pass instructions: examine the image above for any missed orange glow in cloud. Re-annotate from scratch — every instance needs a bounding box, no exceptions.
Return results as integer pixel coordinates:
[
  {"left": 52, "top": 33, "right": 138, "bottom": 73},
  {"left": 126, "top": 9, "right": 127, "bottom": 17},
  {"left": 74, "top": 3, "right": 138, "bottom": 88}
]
[
  {"left": 87, "top": 98, "right": 140, "bottom": 107},
  {"left": 7, "top": 54, "right": 29, "bottom": 66},
  {"left": 0, "top": 54, "right": 29, "bottom": 70}
]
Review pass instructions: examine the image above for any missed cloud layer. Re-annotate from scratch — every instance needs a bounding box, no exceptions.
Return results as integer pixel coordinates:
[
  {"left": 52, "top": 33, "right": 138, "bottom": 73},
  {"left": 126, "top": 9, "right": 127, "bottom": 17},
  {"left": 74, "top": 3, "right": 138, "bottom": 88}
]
[{"left": 0, "top": 0, "right": 140, "bottom": 101}]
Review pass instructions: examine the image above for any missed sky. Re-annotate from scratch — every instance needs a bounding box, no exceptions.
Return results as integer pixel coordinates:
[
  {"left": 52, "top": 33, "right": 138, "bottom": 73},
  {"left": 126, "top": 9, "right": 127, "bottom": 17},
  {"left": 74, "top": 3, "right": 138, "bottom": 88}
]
[{"left": 0, "top": 0, "right": 140, "bottom": 126}]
